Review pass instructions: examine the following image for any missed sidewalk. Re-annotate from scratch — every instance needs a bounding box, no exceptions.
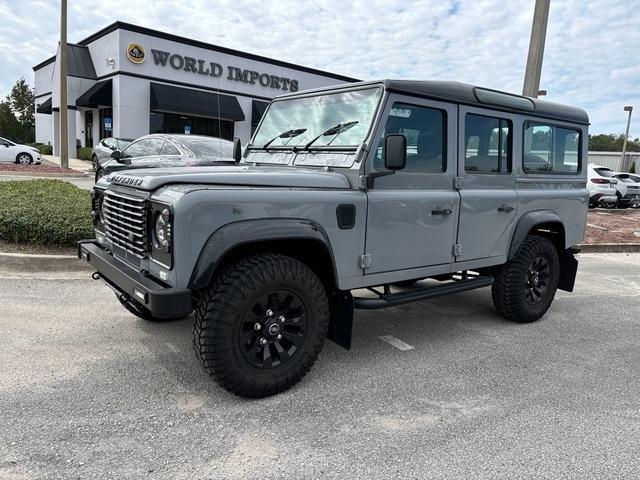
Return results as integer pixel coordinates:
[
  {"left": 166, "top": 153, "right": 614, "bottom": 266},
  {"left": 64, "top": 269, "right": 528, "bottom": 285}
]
[{"left": 43, "top": 154, "right": 93, "bottom": 173}]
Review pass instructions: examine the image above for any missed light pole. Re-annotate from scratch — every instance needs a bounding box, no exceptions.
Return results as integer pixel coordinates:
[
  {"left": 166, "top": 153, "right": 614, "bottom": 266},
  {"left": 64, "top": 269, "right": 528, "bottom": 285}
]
[
  {"left": 523, "top": 0, "right": 550, "bottom": 98},
  {"left": 621, "top": 106, "right": 633, "bottom": 172},
  {"left": 59, "top": 0, "right": 68, "bottom": 169}
]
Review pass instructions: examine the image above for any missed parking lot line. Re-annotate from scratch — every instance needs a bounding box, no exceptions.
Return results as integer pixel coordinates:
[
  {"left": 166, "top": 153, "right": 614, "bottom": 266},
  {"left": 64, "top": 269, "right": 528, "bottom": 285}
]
[{"left": 379, "top": 335, "right": 415, "bottom": 351}]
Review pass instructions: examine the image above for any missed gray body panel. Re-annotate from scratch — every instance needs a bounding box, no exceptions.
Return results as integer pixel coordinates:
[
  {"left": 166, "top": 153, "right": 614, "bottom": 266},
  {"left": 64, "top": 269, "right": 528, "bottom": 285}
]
[{"left": 93, "top": 79, "right": 589, "bottom": 295}]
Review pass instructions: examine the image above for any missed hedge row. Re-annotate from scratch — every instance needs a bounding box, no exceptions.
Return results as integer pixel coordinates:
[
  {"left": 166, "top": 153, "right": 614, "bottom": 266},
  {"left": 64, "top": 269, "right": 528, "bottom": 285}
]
[
  {"left": 0, "top": 179, "right": 93, "bottom": 246},
  {"left": 26, "top": 143, "right": 53, "bottom": 155}
]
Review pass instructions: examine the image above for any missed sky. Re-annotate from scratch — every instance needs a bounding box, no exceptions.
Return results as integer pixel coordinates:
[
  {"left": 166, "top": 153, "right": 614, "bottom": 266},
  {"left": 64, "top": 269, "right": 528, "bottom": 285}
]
[{"left": 0, "top": 0, "right": 638, "bottom": 137}]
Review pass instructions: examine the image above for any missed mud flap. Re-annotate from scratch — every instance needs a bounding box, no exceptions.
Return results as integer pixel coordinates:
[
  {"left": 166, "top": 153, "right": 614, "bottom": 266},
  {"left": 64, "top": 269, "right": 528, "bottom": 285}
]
[
  {"left": 327, "top": 290, "right": 354, "bottom": 350},
  {"left": 558, "top": 249, "right": 579, "bottom": 292}
]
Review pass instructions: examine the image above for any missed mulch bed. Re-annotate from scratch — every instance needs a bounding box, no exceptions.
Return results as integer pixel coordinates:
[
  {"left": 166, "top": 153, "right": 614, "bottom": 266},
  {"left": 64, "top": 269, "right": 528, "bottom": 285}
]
[
  {"left": 585, "top": 208, "right": 640, "bottom": 244},
  {"left": 0, "top": 163, "right": 79, "bottom": 175}
]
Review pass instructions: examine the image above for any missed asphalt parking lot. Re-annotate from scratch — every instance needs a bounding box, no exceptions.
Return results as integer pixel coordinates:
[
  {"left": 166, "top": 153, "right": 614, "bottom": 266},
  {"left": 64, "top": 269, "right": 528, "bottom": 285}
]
[{"left": 1, "top": 253, "right": 638, "bottom": 479}]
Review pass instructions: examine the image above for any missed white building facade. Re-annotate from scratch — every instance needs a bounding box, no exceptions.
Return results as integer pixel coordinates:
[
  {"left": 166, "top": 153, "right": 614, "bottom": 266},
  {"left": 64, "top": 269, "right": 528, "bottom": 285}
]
[{"left": 33, "top": 22, "right": 356, "bottom": 157}]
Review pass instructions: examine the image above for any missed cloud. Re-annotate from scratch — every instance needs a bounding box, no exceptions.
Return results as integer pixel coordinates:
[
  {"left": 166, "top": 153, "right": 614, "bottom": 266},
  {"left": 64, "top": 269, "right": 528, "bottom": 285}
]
[{"left": 0, "top": 0, "right": 638, "bottom": 137}]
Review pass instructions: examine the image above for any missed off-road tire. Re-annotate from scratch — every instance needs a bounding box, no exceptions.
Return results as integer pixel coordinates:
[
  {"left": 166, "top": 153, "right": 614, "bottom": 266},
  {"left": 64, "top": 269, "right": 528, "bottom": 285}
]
[
  {"left": 117, "top": 294, "right": 187, "bottom": 322},
  {"left": 491, "top": 235, "right": 560, "bottom": 323},
  {"left": 95, "top": 168, "right": 104, "bottom": 182},
  {"left": 193, "top": 253, "right": 330, "bottom": 398}
]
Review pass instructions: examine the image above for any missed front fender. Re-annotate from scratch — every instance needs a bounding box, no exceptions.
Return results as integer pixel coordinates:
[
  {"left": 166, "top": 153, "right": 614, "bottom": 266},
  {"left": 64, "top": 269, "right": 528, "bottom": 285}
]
[{"left": 188, "top": 218, "right": 336, "bottom": 290}]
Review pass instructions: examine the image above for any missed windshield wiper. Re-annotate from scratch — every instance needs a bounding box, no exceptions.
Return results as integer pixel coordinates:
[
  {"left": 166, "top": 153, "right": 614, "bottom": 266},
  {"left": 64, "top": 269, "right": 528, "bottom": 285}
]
[
  {"left": 262, "top": 128, "right": 307, "bottom": 150},
  {"left": 301, "top": 121, "right": 359, "bottom": 150}
]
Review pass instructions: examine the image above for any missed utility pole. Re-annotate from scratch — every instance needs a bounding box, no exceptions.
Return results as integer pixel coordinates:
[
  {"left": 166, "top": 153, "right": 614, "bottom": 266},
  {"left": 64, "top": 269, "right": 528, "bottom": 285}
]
[
  {"left": 621, "top": 106, "right": 633, "bottom": 172},
  {"left": 522, "top": 0, "right": 550, "bottom": 98},
  {"left": 59, "top": 0, "right": 69, "bottom": 169}
]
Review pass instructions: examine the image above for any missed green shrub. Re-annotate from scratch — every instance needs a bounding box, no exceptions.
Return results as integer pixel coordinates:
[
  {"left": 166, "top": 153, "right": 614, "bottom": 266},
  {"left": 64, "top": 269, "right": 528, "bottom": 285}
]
[
  {"left": 41, "top": 144, "right": 53, "bottom": 155},
  {"left": 77, "top": 147, "right": 92, "bottom": 161},
  {"left": 0, "top": 180, "right": 93, "bottom": 246}
]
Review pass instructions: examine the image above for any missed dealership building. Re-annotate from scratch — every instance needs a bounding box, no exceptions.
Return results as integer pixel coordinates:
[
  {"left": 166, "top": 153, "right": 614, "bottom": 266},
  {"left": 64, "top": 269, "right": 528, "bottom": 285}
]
[{"left": 33, "top": 21, "right": 356, "bottom": 157}]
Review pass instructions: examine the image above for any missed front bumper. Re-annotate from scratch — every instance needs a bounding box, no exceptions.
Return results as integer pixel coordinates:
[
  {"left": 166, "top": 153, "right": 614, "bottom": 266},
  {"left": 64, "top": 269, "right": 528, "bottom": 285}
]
[{"left": 78, "top": 240, "right": 192, "bottom": 319}]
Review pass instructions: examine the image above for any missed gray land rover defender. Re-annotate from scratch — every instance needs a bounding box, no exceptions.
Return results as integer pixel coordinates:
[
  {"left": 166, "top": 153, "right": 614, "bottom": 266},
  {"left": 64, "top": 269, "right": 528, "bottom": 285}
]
[{"left": 79, "top": 80, "right": 588, "bottom": 398}]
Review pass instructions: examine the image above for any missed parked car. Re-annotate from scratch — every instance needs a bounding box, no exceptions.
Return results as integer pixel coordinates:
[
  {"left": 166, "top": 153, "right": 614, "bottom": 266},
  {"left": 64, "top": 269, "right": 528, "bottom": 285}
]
[
  {"left": 587, "top": 164, "right": 618, "bottom": 208},
  {"left": 94, "top": 134, "right": 235, "bottom": 182},
  {"left": 91, "top": 137, "right": 133, "bottom": 171},
  {"left": 81, "top": 79, "right": 588, "bottom": 398},
  {"left": 612, "top": 173, "right": 640, "bottom": 208},
  {"left": 0, "top": 137, "right": 42, "bottom": 165}
]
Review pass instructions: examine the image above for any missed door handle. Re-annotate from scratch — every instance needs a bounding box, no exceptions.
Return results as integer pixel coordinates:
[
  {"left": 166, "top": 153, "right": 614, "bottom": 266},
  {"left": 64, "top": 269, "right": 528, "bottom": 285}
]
[
  {"left": 431, "top": 208, "right": 452, "bottom": 216},
  {"left": 498, "top": 205, "right": 515, "bottom": 213}
]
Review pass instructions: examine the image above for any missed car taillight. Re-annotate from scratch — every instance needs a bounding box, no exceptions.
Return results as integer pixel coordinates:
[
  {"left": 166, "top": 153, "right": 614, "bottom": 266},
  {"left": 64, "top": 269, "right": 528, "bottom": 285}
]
[{"left": 590, "top": 178, "right": 610, "bottom": 184}]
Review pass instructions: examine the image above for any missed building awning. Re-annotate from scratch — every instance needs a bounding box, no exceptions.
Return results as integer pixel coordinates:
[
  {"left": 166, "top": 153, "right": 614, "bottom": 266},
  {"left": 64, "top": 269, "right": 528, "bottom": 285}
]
[
  {"left": 76, "top": 79, "right": 112, "bottom": 108},
  {"left": 36, "top": 97, "right": 52, "bottom": 114},
  {"left": 251, "top": 100, "right": 269, "bottom": 126},
  {"left": 150, "top": 83, "right": 245, "bottom": 121}
]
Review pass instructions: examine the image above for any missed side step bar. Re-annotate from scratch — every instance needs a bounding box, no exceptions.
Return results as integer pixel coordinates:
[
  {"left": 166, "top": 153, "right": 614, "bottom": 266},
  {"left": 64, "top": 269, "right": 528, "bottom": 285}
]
[{"left": 353, "top": 276, "right": 494, "bottom": 310}]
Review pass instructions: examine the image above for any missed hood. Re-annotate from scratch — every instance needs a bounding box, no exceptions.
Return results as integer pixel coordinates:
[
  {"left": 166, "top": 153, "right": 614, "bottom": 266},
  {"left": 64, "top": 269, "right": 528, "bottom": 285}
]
[{"left": 104, "top": 165, "right": 352, "bottom": 191}]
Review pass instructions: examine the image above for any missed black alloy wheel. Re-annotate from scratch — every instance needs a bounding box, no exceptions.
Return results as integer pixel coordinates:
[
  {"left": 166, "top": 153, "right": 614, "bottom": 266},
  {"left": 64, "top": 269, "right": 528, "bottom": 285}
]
[
  {"left": 238, "top": 290, "right": 308, "bottom": 369},
  {"left": 524, "top": 256, "right": 550, "bottom": 305}
]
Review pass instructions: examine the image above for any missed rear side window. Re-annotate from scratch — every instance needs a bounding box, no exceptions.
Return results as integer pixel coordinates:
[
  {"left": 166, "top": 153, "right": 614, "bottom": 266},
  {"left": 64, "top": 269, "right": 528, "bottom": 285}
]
[
  {"left": 374, "top": 102, "right": 446, "bottom": 173},
  {"left": 594, "top": 167, "right": 613, "bottom": 178},
  {"left": 464, "top": 114, "right": 511, "bottom": 174},
  {"left": 160, "top": 141, "right": 180, "bottom": 156},
  {"left": 523, "top": 122, "right": 581, "bottom": 174}
]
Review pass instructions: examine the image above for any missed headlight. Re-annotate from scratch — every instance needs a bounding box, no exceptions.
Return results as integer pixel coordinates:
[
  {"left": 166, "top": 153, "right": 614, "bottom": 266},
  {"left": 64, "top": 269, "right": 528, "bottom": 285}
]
[{"left": 154, "top": 208, "right": 172, "bottom": 252}]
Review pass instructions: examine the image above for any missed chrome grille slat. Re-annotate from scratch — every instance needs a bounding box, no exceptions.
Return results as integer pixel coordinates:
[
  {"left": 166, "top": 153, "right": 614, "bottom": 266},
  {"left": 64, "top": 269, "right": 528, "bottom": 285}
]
[
  {"left": 102, "top": 191, "right": 148, "bottom": 258},
  {"left": 103, "top": 200, "right": 145, "bottom": 218},
  {"left": 102, "top": 209, "right": 145, "bottom": 231},
  {"left": 104, "top": 222, "right": 146, "bottom": 243}
]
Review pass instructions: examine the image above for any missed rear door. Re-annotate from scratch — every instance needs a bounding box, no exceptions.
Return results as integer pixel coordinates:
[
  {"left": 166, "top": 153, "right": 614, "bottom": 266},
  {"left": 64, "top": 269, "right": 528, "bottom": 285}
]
[
  {"left": 364, "top": 95, "right": 459, "bottom": 273},
  {"left": 456, "top": 107, "right": 517, "bottom": 261}
]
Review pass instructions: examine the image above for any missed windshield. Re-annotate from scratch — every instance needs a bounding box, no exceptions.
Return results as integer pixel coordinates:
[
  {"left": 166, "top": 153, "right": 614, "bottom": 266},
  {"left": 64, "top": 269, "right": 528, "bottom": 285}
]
[{"left": 251, "top": 88, "right": 382, "bottom": 149}]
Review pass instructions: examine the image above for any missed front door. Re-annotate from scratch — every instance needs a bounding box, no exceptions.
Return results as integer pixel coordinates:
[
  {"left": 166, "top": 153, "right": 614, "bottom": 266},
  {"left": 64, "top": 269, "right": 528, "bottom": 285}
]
[
  {"left": 455, "top": 106, "right": 518, "bottom": 261},
  {"left": 364, "top": 95, "right": 459, "bottom": 274},
  {"left": 85, "top": 111, "right": 94, "bottom": 148}
]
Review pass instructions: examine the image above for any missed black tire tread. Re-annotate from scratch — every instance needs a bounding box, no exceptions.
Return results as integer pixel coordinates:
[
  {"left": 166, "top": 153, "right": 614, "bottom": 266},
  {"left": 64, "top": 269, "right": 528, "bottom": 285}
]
[
  {"left": 491, "top": 235, "right": 559, "bottom": 323},
  {"left": 193, "top": 253, "right": 329, "bottom": 398}
]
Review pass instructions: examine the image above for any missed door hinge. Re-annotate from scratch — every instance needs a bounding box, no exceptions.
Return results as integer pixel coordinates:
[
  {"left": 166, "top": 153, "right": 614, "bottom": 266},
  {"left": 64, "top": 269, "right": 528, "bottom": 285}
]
[
  {"left": 359, "top": 254, "right": 373, "bottom": 269},
  {"left": 454, "top": 177, "right": 463, "bottom": 190},
  {"left": 453, "top": 244, "right": 463, "bottom": 256}
]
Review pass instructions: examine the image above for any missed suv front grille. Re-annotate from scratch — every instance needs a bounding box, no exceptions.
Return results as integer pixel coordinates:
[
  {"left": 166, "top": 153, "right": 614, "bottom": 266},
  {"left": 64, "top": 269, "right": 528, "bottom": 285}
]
[{"left": 102, "top": 191, "right": 148, "bottom": 258}]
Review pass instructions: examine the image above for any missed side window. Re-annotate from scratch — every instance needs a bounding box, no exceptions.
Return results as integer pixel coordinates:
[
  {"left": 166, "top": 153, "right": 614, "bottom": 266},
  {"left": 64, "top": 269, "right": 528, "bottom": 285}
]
[
  {"left": 524, "top": 123, "right": 580, "bottom": 173},
  {"left": 374, "top": 102, "right": 446, "bottom": 173},
  {"left": 121, "top": 139, "right": 149, "bottom": 158},
  {"left": 464, "top": 114, "right": 511, "bottom": 173},
  {"left": 102, "top": 138, "right": 116, "bottom": 149},
  {"left": 144, "top": 138, "right": 166, "bottom": 156},
  {"left": 160, "top": 141, "right": 180, "bottom": 156}
]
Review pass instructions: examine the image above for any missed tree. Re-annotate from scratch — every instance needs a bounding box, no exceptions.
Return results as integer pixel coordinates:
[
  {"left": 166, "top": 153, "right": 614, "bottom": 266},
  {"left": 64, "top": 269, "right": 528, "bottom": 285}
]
[
  {"left": 589, "top": 133, "right": 640, "bottom": 152},
  {"left": 0, "top": 101, "right": 20, "bottom": 140},
  {"left": 9, "top": 78, "right": 35, "bottom": 141},
  {"left": 0, "top": 78, "right": 35, "bottom": 143}
]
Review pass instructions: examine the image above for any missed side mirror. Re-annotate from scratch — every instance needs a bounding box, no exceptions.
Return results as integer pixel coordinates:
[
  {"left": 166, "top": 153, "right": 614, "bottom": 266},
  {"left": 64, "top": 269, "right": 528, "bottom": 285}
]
[
  {"left": 111, "top": 150, "right": 121, "bottom": 160},
  {"left": 384, "top": 134, "right": 406, "bottom": 170},
  {"left": 232, "top": 137, "right": 242, "bottom": 163}
]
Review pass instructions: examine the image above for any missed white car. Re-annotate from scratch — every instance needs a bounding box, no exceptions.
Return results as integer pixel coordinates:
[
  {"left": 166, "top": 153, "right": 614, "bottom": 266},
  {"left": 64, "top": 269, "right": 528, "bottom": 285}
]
[
  {"left": 587, "top": 164, "right": 617, "bottom": 208},
  {"left": 612, "top": 173, "right": 640, "bottom": 208},
  {"left": 0, "top": 137, "right": 43, "bottom": 165}
]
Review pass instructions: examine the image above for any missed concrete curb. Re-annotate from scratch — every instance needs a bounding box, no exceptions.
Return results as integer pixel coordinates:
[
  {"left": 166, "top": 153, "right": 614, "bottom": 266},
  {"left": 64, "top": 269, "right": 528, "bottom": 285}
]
[
  {"left": 0, "top": 251, "right": 92, "bottom": 273},
  {"left": 578, "top": 244, "right": 640, "bottom": 253}
]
